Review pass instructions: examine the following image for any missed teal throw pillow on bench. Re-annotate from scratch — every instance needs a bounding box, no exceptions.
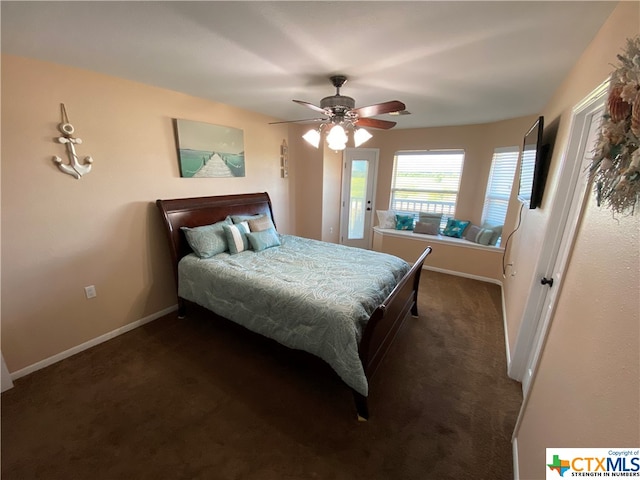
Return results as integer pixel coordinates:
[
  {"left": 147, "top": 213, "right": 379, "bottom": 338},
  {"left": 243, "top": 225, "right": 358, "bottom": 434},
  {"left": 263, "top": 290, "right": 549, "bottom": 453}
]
[
  {"left": 395, "top": 214, "right": 415, "bottom": 231},
  {"left": 442, "top": 218, "right": 470, "bottom": 238}
]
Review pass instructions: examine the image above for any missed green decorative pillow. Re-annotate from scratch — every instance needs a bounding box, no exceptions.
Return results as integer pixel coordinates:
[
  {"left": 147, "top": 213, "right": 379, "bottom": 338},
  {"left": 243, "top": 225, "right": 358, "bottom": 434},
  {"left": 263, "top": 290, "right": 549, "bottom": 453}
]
[
  {"left": 246, "top": 228, "right": 281, "bottom": 252},
  {"left": 181, "top": 217, "right": 232, "bottom": 258},
  {"left": 442, "top": 218, "right": 470, "bottom": 238},
  {"left": 222, "top": 222, "right": 250, "bottom": 254},
  {"left": 248, "top": 214, "right": 276, "bottom": 232},
  {"left": 395, "top": 214, "right": 415, "bottom": 231}
]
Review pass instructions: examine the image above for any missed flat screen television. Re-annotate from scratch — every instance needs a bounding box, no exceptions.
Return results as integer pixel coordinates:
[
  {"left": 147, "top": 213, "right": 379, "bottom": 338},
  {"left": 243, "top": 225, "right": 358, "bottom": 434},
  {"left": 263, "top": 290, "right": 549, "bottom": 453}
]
[{"left": 518, "top": 115, "right": 550, "bottom": 209}]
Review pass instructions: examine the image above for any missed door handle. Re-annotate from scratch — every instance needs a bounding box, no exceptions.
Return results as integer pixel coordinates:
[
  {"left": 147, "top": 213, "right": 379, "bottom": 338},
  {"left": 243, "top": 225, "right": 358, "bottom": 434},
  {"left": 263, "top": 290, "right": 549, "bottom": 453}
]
[{"left": 541, "top": 277, "right": 554, "bottom": 288}]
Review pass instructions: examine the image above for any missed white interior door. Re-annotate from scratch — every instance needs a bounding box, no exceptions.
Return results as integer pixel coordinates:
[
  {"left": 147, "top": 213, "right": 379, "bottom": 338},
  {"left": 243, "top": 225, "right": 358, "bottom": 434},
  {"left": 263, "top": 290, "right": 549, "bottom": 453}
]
[
  {"left": 340, "top": 148, "right": 378, "bottom": 249},
  {"left": 508, "top": 80, "right": 608, "bottom": 393}
]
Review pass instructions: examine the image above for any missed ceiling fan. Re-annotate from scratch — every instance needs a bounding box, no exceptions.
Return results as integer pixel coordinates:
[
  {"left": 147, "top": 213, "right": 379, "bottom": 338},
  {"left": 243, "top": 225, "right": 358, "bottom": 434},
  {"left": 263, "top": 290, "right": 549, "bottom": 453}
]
[{"left": 272, "top": 75, "right": 407, "bottom": 150}]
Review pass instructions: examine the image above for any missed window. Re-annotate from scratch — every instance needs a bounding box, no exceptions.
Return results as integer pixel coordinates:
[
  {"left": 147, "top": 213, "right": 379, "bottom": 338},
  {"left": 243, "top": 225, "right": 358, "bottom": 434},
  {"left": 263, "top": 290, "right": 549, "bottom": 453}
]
[
  {"left": 482, "top": 146, "right": 519, "bottom": 230},
  {"left": 390, "top": 150, "right": 465, "bottom": 228}
]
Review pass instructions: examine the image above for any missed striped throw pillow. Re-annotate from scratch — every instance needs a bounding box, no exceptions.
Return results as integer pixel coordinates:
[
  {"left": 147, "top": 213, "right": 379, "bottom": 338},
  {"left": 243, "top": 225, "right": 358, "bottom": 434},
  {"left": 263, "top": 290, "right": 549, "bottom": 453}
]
[{"left": 222, "top": 222, "right": 250, "bottom": 254}]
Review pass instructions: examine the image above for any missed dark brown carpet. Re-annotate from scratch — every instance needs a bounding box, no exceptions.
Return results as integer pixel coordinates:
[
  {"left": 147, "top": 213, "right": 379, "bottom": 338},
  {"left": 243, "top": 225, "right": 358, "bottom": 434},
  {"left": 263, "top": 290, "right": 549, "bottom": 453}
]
[{"left": 2, "top": 271, "right": 522, "bottom": 480}]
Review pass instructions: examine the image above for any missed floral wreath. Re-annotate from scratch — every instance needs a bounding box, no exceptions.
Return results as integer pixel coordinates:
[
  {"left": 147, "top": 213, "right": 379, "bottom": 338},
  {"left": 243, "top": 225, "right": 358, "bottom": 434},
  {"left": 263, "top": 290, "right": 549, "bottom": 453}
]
[{"left": 590, "top": 36, "right": 640, "bottom": 215}]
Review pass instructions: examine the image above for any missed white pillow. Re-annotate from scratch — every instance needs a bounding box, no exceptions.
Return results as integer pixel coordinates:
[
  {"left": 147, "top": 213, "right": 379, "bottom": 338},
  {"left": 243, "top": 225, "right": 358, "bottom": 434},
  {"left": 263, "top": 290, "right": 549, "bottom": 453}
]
[{"left": 376, "top": 210, "right": 397, "bottom": 229}]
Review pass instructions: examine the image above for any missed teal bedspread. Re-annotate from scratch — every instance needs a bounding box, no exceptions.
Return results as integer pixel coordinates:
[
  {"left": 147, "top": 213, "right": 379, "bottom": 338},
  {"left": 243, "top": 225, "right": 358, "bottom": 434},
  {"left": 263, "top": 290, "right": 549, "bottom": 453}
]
[{"left": 178, "top": 234, "right": 410, "bottom": 396}]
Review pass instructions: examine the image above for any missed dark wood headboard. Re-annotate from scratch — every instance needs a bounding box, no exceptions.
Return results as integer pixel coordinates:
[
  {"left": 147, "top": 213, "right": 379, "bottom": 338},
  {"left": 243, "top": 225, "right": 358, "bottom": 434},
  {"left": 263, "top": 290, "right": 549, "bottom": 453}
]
[{"left": 156, "top": 192, "right": 276, "bottom": 287}]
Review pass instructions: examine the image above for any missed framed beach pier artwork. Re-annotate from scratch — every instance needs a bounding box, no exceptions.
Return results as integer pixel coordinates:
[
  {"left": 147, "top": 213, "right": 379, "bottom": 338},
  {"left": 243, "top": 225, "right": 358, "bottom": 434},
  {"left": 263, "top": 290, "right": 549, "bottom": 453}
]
[{"left": 174, "top": 119, "right": 245, "bottom": 178}]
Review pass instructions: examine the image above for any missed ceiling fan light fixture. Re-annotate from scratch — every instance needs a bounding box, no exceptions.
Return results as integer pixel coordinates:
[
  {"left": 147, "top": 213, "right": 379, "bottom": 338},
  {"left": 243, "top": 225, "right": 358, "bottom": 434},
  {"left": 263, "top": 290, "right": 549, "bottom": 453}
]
[
  {"left": 327, "top": 139, "right": 347, "bottom": 151},
  {"left": 302, "top": 128, "right": 321, "bottom": 148},
  {"left": 302, "top": 123, "right": 371, "bottom": 151},
  {"left": 326, "top": 124, "right": 348, "bottom": 144},
  {"left": 326, "top": 124, "right": 349, "bottom": 151},
  {"left": 291, "top": 75, "right": 405, "bottom": 150},
  {"left": 353, "top": 127, "right": 372, "bottom": 147}
]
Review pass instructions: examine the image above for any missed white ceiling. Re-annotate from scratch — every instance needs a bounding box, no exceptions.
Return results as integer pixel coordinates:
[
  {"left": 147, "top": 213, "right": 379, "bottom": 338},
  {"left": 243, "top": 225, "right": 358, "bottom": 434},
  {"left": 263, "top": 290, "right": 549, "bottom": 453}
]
[{"left": 1, "top": 1, "right": 617, "bottom": 129}]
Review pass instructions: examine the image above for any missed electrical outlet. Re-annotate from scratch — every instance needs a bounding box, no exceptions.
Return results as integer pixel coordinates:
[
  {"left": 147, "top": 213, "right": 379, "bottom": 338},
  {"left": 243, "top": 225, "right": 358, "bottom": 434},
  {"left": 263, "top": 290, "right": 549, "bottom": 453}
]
[{"left": 84, "top": 285, "right": 97, "bottom": 299}]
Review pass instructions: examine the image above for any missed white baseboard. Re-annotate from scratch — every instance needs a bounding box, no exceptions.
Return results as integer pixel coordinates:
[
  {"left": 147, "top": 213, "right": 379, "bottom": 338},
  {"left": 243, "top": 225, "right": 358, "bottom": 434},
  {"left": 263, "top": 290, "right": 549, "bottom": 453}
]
[
  {"left": 423, "top": 265, "right": 503, "bottom": 286},
  {"left": 502, "top": 286, "right": 512, "bottom": 371},
  {"left": 10, "top": 305, "right": 178, "bottom": 381},
  {"left": 512, "top": 436, "right": 520, "bottom": 480}
]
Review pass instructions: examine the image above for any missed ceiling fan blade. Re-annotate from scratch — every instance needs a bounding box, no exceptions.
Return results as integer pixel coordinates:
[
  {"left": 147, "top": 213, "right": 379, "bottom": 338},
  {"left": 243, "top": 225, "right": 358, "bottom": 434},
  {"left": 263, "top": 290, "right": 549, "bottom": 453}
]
[
  {"left": 269, "top": 118, "right": 325, "bottom": 125},
  {"left": 293, "top": 99, "right": 329, "bottom": 115},
  {"left": 356, "top": 118, "right": 397, "bottom": 130},
  {"left": 352, "top": 100, "right": 406, "bottom": 118}
]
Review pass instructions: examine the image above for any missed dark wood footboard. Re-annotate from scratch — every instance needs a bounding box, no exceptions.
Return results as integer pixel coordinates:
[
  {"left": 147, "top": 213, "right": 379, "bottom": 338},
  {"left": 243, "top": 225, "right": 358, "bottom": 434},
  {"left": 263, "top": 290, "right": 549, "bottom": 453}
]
[{"left": 354, "top": 246, "right": 432, "bottom": 420}]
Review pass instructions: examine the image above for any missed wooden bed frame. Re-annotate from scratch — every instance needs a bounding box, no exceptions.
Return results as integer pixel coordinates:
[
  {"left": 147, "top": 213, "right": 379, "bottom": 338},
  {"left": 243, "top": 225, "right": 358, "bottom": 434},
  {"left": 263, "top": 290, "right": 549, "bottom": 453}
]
[{"left": 156, "top": 192, "right": 431, "bottom": 420}]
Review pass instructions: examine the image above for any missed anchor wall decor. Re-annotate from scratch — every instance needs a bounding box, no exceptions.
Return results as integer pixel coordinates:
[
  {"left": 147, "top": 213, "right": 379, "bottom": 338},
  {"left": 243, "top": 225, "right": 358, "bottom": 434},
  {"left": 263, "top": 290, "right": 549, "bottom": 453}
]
[{"left": 52, "top": 103, "right": 93, "bottom": 179}]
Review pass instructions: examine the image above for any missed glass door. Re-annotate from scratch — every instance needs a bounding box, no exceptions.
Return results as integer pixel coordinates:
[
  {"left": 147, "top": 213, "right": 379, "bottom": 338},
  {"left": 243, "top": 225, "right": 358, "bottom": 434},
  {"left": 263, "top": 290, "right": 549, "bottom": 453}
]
[{"left": 340, "top": 148, "right": 378, "bottom": 249}]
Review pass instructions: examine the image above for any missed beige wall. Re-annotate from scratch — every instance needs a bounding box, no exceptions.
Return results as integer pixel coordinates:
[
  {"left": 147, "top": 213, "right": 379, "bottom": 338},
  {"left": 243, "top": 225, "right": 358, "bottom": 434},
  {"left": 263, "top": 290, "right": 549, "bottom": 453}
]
[
  {"left": 1, "top": 55, "right": 293, "bottom": 372},
  {"left": 321, "top": 148, "right": 343, "bottom": 243},
  {"left": 290, "top": 123, "right": 324, "bottom": 240},
  {"left": 511, "top": 2, "right": 640, "bottom": 478}
]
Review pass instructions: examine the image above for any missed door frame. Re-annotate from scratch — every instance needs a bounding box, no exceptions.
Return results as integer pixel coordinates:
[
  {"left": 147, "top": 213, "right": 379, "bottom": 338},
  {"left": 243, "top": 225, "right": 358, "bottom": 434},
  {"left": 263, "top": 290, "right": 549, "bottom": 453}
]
[
  {"left": 340, "top": 148, "right": 379, "bottom": 249},
  {"left": 510, "top": 79, "right": 608, "bottom": 400}
]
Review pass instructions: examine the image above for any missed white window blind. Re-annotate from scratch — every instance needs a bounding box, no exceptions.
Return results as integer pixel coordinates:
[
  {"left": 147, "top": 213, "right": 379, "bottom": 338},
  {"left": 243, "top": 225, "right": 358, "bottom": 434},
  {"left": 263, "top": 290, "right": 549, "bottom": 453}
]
[
  {"left": 390, "top": 150, "right": 465, "bottom": 223},
  {"left": 482, "top": 146, "right": 519, "bottom": 228}
]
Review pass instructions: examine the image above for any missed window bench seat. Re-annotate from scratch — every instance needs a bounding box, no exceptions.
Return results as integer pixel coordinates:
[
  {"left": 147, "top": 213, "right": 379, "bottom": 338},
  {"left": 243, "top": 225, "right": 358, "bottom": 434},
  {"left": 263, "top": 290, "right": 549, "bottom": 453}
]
[{"left": 372, "top": 227, "right": 504, "bottom": 283}]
